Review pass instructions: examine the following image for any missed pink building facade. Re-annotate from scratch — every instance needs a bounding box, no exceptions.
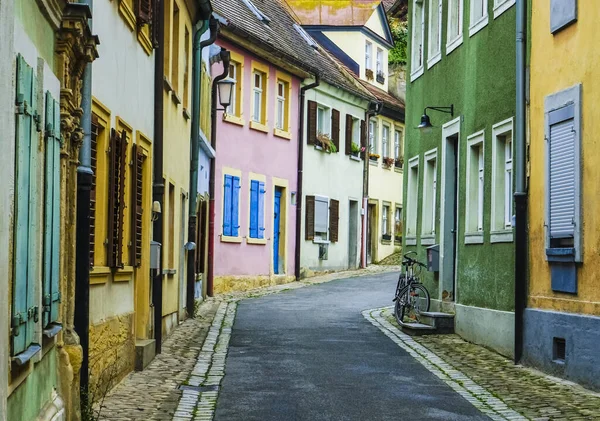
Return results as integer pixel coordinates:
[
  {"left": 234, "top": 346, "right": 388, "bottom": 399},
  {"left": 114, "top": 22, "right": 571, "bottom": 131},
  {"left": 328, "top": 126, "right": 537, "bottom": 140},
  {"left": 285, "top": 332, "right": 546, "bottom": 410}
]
[{"left": 212, "top": 40, "right": 300, "bottom": 293}]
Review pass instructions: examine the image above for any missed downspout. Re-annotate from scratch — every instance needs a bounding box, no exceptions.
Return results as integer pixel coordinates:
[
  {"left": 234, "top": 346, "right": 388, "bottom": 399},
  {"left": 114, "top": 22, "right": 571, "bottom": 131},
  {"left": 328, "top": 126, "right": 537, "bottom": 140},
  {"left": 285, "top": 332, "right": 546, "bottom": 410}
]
[
  {"left": 361, "top": 101, "right": 382, "bottom": 267},
  {"left": 75, "top": 0, "right": 93, "bottom": 406},
  {"left": 207, "top": 48, "right": 231, "bottom": 297},
  {"left": 294, "top": 75, "right": 320, "bottom": 282},
  {"left": 514, "top": 0, "right": 527, "bottom": 363},
  {"left": 186, "top": 17, "right": 217, "bottom": 317},
  {"left": 153, "top": 0, "right": 165, "bottom": 354}
]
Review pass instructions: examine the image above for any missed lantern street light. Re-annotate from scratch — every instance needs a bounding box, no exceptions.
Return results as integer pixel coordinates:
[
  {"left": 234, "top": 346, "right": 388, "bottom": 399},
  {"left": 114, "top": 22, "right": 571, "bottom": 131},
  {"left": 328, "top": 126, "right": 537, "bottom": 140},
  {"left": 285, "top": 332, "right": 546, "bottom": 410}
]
[
  {"left": 216, "top": 77, "right": 235, "bottom": 112},
  {"left": 418, "top": 105, "right": 454, "bottom": 129}
]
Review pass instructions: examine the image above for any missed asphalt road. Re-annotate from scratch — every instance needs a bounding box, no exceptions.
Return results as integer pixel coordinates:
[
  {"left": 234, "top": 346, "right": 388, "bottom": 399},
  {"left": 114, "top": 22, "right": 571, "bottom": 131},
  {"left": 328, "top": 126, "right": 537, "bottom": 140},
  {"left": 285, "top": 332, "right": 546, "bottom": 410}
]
[{"left": 214, "top": 272, "right": 490, "bottom": 421}]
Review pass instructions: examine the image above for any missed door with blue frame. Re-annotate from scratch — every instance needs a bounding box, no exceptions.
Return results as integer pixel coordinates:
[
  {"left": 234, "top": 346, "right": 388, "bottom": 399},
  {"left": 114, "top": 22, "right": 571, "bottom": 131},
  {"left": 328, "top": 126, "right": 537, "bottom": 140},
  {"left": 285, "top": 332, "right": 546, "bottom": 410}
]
[{"left": 273, "top": 188, "right": 282, "bottom": 274}]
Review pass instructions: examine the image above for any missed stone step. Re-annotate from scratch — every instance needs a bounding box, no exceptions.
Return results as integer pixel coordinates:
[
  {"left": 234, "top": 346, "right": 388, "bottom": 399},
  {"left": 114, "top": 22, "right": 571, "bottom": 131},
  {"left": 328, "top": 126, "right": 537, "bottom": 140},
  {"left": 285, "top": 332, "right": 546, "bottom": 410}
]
[
  {"left": 397, "top": 321, "right": 437, "bottom": 336},
  {"left": 418, "top": 311, "right": 455, "bottom": 334}
]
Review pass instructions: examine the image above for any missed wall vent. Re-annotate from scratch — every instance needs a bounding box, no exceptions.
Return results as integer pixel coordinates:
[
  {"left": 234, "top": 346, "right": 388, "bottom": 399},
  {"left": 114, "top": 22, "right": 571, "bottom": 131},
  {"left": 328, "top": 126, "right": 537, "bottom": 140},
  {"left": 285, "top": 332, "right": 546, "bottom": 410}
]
[{"left": 553, "top": 337, "right": 566, "bottom": 362}]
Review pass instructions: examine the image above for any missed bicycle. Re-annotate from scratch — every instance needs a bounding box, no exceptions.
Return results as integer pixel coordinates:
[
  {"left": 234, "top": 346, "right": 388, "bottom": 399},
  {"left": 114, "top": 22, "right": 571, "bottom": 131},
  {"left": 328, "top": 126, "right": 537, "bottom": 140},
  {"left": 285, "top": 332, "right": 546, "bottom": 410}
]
[{"left": 393, "top": 251, "right": 430, "bottom": 325}]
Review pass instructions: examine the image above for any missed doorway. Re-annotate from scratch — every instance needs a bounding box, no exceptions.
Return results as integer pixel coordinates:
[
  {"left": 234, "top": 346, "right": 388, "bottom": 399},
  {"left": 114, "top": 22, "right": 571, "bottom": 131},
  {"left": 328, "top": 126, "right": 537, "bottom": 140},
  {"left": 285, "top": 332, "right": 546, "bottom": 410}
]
[
  {"left": 273, "top": 187, "right": 283, "bottom": 274},
  {"left": 348, "top": 200, "right": 358, "bottom": 269},
  {"left": 367, "top": 203, "right": 376, "bottom": 264}
]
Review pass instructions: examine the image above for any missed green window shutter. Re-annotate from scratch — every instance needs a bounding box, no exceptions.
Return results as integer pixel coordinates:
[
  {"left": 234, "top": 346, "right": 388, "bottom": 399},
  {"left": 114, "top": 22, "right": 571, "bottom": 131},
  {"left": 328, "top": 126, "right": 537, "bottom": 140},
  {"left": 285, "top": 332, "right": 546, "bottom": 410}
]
[
  {"left": 43, "top": 92, "right": 62, "bottom": 326},
  {"left": 13, "top": 54, "right": 39, "bottom": 355}
]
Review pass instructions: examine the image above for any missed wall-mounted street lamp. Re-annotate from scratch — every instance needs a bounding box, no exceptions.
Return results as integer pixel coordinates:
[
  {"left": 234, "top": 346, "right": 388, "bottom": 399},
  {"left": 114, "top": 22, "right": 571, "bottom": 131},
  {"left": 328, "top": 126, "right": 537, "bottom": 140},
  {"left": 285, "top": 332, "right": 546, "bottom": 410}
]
[
  {"left": 418, "top": 105, "right": 454, "bottom": 129},
  {"left": 216, "top": 77, "right": 235, "bottom": 112}
]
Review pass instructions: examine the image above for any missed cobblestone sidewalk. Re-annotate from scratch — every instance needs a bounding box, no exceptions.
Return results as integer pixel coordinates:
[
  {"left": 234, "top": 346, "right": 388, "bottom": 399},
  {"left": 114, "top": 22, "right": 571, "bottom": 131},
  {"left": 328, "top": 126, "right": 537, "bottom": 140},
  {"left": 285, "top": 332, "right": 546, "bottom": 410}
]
[{"left": 367, "top": 306, "right": 600, "bottom": 421}]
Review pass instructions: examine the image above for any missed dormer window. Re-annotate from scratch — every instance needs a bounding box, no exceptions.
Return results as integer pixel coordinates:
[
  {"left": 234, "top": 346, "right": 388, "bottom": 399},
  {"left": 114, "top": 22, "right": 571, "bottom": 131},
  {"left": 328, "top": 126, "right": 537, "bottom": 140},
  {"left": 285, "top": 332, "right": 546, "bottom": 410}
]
[{"left": 241, "top": 0, "right": 271, "bottom": 24}]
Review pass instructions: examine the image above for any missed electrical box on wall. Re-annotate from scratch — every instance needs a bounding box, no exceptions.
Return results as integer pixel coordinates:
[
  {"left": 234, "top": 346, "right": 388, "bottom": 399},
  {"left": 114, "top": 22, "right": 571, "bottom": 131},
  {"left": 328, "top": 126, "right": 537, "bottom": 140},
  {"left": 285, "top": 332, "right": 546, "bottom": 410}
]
[
  {"left": 150, "top": 241, "right": 161, "bottom": 270},
  {"left": 426, "top": 244, "right": 439, "bottom": 272}
]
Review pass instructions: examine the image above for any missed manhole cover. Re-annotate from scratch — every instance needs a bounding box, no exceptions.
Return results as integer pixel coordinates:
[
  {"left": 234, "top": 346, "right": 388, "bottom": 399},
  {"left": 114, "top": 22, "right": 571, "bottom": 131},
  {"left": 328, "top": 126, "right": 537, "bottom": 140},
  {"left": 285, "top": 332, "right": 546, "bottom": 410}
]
[{"left": 178, "top": 384, "right": 219, "bottom": 392}]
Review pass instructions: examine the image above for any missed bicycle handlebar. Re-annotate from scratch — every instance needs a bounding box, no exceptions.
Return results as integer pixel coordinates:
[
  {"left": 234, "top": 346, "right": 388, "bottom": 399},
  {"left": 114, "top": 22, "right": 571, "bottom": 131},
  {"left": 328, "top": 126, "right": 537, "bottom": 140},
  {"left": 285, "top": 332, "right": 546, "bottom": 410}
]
[{"left": 402, "top": 252, "right": 427, "bottom": 268}]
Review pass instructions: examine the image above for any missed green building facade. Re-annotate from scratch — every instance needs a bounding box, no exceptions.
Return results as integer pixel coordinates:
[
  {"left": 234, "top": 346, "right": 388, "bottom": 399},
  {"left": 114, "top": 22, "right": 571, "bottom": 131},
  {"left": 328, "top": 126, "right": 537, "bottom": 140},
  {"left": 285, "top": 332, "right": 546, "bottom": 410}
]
[{"left": 404, "top": 0, "right": 517, "bottom": 357}]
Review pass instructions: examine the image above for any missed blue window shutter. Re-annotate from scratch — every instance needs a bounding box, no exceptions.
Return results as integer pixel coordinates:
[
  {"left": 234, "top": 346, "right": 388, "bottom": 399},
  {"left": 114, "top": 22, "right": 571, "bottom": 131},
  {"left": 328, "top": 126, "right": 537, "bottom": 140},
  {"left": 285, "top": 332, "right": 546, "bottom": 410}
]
[
  {"left": 232, "top": 176, "right": 241, "bottom": 237},
  {"left": 258, "top": 182, "right": 266, "bottom": 239},
  {"left": 13, "top": 55, "right": 37, "bottom": 354},
  {"left": 223, "top": 175, "right": 232, "bottom": 236},
  {"left": 249, "top": 180, "right": 259, "bottom": 238}
]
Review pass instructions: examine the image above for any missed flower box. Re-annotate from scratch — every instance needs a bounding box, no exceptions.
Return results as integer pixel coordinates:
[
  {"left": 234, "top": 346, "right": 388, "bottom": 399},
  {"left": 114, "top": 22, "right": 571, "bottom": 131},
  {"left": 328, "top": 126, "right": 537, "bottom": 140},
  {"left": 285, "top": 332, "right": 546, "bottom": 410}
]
[
  {"left": 395, "top": 158, "right": 404, "bottom": 169},
  {"left": 382, "top": 157, "right": 395, "bottom": 168},
  {"left": 369, "top": 153, "right": 380, "bottom": 161},
  {"left": 376, "top": 71, "right": 386, "bottom": 84},
  {"left": 382, "top": 234, "right": 392, "bottom": 241}
]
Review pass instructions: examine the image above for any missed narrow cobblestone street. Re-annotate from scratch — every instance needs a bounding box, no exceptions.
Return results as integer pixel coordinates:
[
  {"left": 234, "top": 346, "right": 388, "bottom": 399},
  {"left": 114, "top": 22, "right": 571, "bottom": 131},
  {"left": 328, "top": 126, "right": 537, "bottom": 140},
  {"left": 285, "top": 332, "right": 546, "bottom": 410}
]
[{"left": 97, "top": 270, "right": 600, "bottom": 421}]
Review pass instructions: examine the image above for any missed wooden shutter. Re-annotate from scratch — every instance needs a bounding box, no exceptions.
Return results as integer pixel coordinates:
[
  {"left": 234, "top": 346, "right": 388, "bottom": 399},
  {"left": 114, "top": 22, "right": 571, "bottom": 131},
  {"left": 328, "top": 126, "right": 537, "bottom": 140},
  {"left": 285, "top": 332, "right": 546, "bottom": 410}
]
[
  {"left": 108, "top": 129, "right": 127, "bottom": 268},
  {"left": 223, "top": 175, "right": 233, "bottom": 236},
  {"left": 305, "top": 195, "right": 315, "bottom": 240},
  {"left": 43, "top": 92, "right": 62, "bottom": 327},
  {"left": 107, "top": 129, "right": 118, "bottom": 267},
  {"left": 345, "top": 114, "right": 353, "bottom": 155},
  {"left": 130, "top": 144, "right": 144, "bottom": 266},
  {"left": 249, "top": 180, "right": 259, "bottom": 238},
  {"left": 232, "top": 176, "right": 241, "bottom": 237},
  {"left": 331, "top": 109, "right": 340, "bottom": 152},
  {"left": 151, "top": 0, "right": 160, "bottom": 47},
  {"left": 90, "top": 115, "right": 99, "bottom": 267},
  {"left": 307, "top": 100, "right": 317, "bottom": 145},
  {"left": 258, "top": 182, "right": 266, "bottom": 239},
  {"left": 360, "top": 119, "right": 366, "bottom": 158},
  {"left": 12, "top": 54, "right": 39, "bottom": 354},
  {"left": 136, "top": 0, "right": 153, "bottom": 25},
  {"left": 329, "top": 199, "right": 339, "bottom": 243},
  {"left": 197, "top": 200, "right": 207, "bottom": 273}
]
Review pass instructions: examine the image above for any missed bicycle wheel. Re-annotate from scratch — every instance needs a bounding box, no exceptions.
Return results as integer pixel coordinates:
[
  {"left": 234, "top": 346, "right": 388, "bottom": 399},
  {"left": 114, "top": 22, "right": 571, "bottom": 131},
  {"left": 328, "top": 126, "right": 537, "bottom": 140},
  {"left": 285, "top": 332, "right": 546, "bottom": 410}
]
[{"left": 399, "top": 284, "right": 430, "bottom": 323}]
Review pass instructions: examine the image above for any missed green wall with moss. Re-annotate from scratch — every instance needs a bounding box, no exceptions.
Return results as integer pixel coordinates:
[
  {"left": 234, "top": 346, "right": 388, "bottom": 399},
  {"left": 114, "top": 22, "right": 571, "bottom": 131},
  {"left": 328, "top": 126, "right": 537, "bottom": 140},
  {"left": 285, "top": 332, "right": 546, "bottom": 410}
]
[{"left": 404, "top": 0, "right": 516, "bottom": 312}]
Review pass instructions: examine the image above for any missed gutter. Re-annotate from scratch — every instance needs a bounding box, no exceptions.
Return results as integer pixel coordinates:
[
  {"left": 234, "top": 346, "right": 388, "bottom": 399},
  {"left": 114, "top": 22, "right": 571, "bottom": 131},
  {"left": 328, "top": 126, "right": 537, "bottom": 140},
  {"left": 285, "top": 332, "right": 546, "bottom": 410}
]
[
  {"left": 206, "top": 48, "right": 231, "bottom": 297},
  {"left": 514, "top": 0, "right": 527, "bottom": 364},
  {"left": 361, "top": 101, "right": 382, "bottom": 268},
  {"left": 186, "top": 17, "right": 217, "bottom": 317},
  {"left": 294, "top": 75, "right": 321, "bottom": 281}
]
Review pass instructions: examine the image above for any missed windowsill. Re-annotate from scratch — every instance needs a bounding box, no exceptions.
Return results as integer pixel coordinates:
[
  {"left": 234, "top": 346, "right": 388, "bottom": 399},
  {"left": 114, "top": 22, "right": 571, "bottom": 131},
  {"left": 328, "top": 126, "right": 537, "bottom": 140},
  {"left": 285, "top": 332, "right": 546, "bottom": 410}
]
[
  {"left": 223, "top": 114, "right": 245, "bottom": 126},
  {"left": 250, "top": 120, "right": 269, "bottom": 133},
  {"left": 163, "top": 76, "right": 173, "bottom": 93},
  {"left": 493, "top": 0, "right": 515, "bottom": 19},
  {"left": 90, "top": 266, "right": 110, "bottom": 284},
  {"left": 421, "top": 235, "right": 436, "bottom": 246},
  {"left": 137, "top": 29, "right": 153, "bottom": 56},
  {"left": 43, "top": 323, "right": 62, "bottom": 339},
  {"left": 274, "top": 128, "right": 292, "bottom": 140},
  {"left": 446, "top": 35, "right": 463, "bottom": 56},
  {"left": 312, "top": 238, "right": 330, "bottom": 245},
  {"left": 410, "top": 66, "right": 424, "bottom": 82},
  {"left": 315, "top": 145, "right": 332, "bottom": 154},
  {"left": 246, "top": 237, "right": 267, "bottom": 245},
  {"left": 369, "top": 160, "right": 379, "bottom": 167},
  {"left": 490, "top": 230, "right": 513, "bottom": 243},
  {"left": 118, "top": 0, "right": 136, "bottom": 31},
  {"left": 405, "top": 236, "right": 417, "bottom": 246},
  {"left": 221, "top": 235, "right": 242, "bottom": 243},
  {"left": 469, "top": 15, "right": 489, "bottom": 37},
  {"left": 171, "top": 91, "right": 182, "bottom": 106},
  {"left": 394, "top": 167, "right": 403, "bottom": 174},
  {"left": 117, "top": 265, "right": 134, "bottom": 275},
  {"left": 161, "top": 269, "right": 177, "bottom": 276},
  {"left": 381, "top": 238, "right": 392, "bottom": 245},
  {"left": 465, "top": 233, "right": 484, "bottom": 245},
  {"left": 12, "top": 344, "right": 42, "bottom": 366},
  {"left": 349, "top": 155, "right": 361, "bottom": 162},
  {"left": 427, "top": 52, "right": 441, "bottom": 69},
  {"left": 183, "top": 108, "right": 191, "bottom": 120}
]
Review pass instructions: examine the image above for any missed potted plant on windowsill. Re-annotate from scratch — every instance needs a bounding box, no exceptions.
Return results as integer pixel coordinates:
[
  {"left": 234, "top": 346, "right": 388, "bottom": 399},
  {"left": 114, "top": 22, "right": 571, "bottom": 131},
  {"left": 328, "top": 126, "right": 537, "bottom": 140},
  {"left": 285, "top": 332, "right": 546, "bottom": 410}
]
[
  {"left": 382, "top": 157, "right": 395, "bottom": 168},
  {"left": 395, "top": 157, "right": 404, "bottom": 169},
  {"left": 369, "top": 152, "right": 380, "bottom": 161},
  {"left": 365, "top": 68, "right": 374, "bottom": 81},
  {"left": 315, "top": 132, "right": 337, "bottom": 153},
  {"left": 350, "top": 142, "right": 361, "bottom": 158}
]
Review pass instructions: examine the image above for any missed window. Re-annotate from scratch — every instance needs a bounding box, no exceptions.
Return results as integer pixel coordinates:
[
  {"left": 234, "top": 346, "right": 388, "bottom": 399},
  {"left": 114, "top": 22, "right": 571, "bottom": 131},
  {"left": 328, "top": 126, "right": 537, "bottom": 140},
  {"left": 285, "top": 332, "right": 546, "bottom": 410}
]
[
  {"left": 294, "top": 23, "right": 318, "bottom": 48},
  {"left": 491, "top": 118, "right": 513, "bottom": 238},
  {"left": 382, "top": 204, "right": 391, "bottom": 237},
  {"left": 382, "top": 124, "right": 390, "bottom": 157},
  {"left": 183, "top": 26, "right": 190, "bottom": 108},
  {"left": 241, "top": 0, "right": 271, "bottom": 23},
  {"left": 394, "top": 129, "right": 403, "bottom": 160},
  {"left": 428, "top": 0, "right": 442, "bottom": 67},
  {"left": 493, "top": 0, "right": 515, "bottom": 19},
  {"left": 223, "top": 174, "right": 241, "bottom": 237},
  {"left": 345, "top": 115, "right": 361, "bottom": 155},
  {"left": 376, "top": 48, "right": 383, "bottom": 74},
  {"left": 369, "top": 120, "right": 378, "bottom": 154},
  {"left": 466, "top": 132, "right": 485, "bottom": 238},
  {"left": 447, "top": 0, "right": 463, "bottom": 53},
  {"left": 305, "top": 196, "right": 339, "bottom": 243},
  {"left": 249, "top": 180, "right": 266, "bottom": 239},
  {"left": 315, "top": 196, "right": 329, "bottom": 240},
  {"left": 168, "top": 182, "right": 175, "bottom": 269},
  {"left": 275, "top": 79, "right": 289, "bottom": 131},
  {"left": 422, "top": 151, "right": 437, "bottom": 236},
  {"left": 469, "top": 0, "right": 488, "bottom": 36},
  {"left": 316, "top": 105, "right": 330, "bottom": 136},
  {"left": 365, "top": 41, "right": 373, "bottom": 70},
  {"left": 172, "top": 3, "right": 180, "bottom": 90},
  {"left": 252, "top": 71, "right": 264, "bottom": 123},
  {"left": 406, "top": 157, "right": 419, "bottom": 236},
  {"left": 228, "top": 61, "right": 240, "bottom": 116},
  {"left": 394, "top": 206, "right": 403, "bottom": 239},
  {"left": 411, "top": 0, "right": 425, "bottom": 80}
]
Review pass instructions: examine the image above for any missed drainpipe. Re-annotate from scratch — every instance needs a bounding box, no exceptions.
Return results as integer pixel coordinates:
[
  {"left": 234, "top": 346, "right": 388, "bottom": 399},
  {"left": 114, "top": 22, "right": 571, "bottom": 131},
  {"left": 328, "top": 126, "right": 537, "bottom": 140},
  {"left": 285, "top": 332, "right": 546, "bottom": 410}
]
[
  {"left": 186, "top": 18, "right": 217, "bottom": 317},
  {"left": 153, "top": 0, "right": 165, "bottom": 354},
  {"left": 206, "top": 48, "right": 231, "bottom": 297},
  {"left": 514, "top": 0, "right": 527, "bottom": 364},
  {"left": 75, "top": 0, "right": 93, "bottom": 407},
  {"left": 294, "top": 75, "right": 320, "bottom": 282},
  {"left": 361, "top": 101, "right": 382, "bottom": 268}
]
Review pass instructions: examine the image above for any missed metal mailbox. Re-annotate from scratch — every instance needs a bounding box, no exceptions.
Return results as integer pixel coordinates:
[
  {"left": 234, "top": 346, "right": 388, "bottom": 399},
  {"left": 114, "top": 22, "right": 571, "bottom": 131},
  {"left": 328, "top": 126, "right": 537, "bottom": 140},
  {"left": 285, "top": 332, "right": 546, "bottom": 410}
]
[
  {"left": 426, "top": 244, "right": 439, "bottom": 272},
  {"left": 150, "top": 241, "right": 161, "bottom": 270}
]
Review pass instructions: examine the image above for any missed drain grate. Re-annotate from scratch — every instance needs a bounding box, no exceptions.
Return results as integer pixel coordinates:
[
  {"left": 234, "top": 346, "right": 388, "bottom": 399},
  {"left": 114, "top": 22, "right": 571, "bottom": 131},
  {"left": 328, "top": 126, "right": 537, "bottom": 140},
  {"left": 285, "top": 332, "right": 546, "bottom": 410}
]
[{"left": 178, "top": 384, "right": 219, "bottom": 393}]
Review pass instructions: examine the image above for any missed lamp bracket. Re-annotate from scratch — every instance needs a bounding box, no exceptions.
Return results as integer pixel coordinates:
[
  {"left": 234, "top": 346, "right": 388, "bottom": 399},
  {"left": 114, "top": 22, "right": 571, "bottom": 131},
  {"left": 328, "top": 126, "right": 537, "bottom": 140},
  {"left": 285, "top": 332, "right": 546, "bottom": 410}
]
[{"left": 424, "top": 105, "right": 454, "bottom": 117}]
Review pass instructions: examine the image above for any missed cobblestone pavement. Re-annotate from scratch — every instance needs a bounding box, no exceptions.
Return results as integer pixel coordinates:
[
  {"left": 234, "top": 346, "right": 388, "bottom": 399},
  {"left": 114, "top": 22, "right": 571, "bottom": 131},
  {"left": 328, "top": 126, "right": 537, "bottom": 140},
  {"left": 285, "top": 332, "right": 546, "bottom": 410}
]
[
  {"left": 96, "top": 266, "right": 400, "bottom": 421},
  {"left": 372, "top": 306, "right": 600, "bottom": 421}
]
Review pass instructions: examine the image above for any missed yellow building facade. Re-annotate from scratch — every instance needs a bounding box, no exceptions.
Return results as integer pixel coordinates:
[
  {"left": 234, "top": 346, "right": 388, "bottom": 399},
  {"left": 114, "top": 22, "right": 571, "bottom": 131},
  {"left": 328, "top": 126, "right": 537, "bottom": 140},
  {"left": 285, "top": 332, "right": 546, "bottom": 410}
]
[{"left": 525, "top": 0, "right": 600, "bottom": 390}]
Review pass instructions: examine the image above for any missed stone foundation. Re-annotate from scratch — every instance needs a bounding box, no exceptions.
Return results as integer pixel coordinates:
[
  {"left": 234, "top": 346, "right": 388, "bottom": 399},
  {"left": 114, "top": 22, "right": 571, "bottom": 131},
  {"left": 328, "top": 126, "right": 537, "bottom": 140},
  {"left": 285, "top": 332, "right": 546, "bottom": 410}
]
[{"left": 214, "top": 275, "right": 295, "bottom": 294}]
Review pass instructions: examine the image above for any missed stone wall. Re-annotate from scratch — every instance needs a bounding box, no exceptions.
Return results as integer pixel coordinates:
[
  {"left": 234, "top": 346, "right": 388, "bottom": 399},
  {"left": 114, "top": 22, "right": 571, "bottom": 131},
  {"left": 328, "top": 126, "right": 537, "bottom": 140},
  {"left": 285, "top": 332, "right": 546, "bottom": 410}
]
[{"left": 214, "top": 275, "right": 296, "bottom": 294}]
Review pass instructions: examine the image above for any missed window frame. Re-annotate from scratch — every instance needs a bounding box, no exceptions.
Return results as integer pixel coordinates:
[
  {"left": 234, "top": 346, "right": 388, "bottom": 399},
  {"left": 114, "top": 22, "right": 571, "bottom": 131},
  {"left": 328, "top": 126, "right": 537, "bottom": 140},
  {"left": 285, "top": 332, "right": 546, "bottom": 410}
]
[
  {"left": 223, "top": 51, "right": 245, "bottom": 126},
  {"left": 406, "top": 156, "right": 420, "bottom": 242},
  {"left": 446, "top": 0, "right": 464, "bottom": 55},
  {"left": 274, "top": 71, "right": 292, "bottom": 138},
  {"left": 427, "top": 0, "right": 442, "bottom": 68},
  {"left": 221, "top": 170, "right": 242, "bottom": 242},
  {"left": 394, "top": 129, "right": 403, "bottom": 160},
  {"left": 365, "top": 40, "right": 373, "bottom": 71},
  {"left": 493, "top": 0, "right": 515, "bottom": 19},
  {"left": 469, "top": 0, "right": 489, "bottom": 37},
  {"left": 394, "top": 205, "right": 403, "bottom": 241},
  {"left": 382, "top": 124, "right": 390, "bottom": 158},
  {"left": 369, "top": 119, "right": 378, "bottom": 155},
  {"left": 249, "top": 61, "right": 269, "bottom": 132},
  {"left": 421, "top": 149, "right": 437, "bottom": 241},
  {"left": 314, "top": 195, "right": 330, "bottom": 241},
  {"left": 465, "top": 131, "right": 485, "bottom": 243},
  {"left": 248, "top": 174, "right": 267, "bottom": 243},
  {"left": 382, "top": 203, "right": 391, "bottom": 239},
  {"left": 410, "top": 0, "right": 425, "bottom": 81},
  {"left": 376, "top": 47, "right": 383, "bottom": 75},
  {"left": 490, "top": 117, "right": 514, "bottom": 242}
]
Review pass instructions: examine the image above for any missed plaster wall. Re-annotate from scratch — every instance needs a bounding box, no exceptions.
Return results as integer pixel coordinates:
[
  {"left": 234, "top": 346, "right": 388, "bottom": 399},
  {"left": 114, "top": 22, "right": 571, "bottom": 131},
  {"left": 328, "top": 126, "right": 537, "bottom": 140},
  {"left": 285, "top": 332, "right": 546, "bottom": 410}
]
[
  {"left": 368, "top": 114, "right": 404, "bottom": 262},
  {"left": 212, "top": 41, "right": 299, "bottom": 290},
  {"left": 300, "top": 84, "right": 367, "bottom": 271},
  {"left": 0, "top": 0, "right": 14, "bottom": 419},
  {"left": 364, "top": 7, "right": 388, "bottom": 39},
  {"left": 528, "top": 0, "right": 600, "bottom": 314},
  {"left": 404, "top": 0, "right": 516, "bottom": 317},
  {"left": 323, "top": 30, "right": 389, "bottom": 92}
]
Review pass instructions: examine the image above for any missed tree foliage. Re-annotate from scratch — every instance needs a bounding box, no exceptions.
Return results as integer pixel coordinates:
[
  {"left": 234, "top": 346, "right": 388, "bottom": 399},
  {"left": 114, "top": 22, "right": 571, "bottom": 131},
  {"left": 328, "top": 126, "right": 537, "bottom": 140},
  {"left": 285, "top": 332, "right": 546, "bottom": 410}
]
[{"left": 388, "top": 18, "right": 408, "bottom": 66}]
